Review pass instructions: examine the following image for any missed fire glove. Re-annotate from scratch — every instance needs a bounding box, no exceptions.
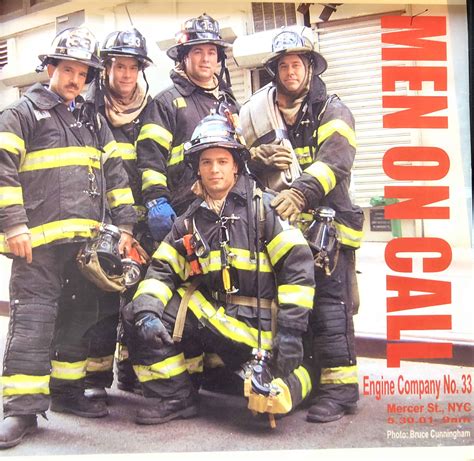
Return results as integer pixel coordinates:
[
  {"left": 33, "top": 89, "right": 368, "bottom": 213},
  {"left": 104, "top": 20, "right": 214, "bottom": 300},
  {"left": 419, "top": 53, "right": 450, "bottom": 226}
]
[
  {"left": 134, "top": 312, "right": 174, "bottom": 348},
  {"left": 146, "top": 197, "right": 177, "bottom": 242},
  {"left": 250, "top": 144, "right": 293, "bottom": 171},
  {"left": 270, "top": 188, "right": 306, "bottom": 224},
  {"left": 272, "top": 326, "right": 304, "bottom": 378}
]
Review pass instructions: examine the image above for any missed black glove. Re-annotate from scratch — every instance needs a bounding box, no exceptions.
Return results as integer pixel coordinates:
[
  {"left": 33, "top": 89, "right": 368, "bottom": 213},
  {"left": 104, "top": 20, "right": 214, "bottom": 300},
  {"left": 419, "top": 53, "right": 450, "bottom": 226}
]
[
  {"left": 272, "top": 326, "right": 304, "bottom": 378},
  {"left": 134, "top": 312, "right": 174, "bottom": 347}
]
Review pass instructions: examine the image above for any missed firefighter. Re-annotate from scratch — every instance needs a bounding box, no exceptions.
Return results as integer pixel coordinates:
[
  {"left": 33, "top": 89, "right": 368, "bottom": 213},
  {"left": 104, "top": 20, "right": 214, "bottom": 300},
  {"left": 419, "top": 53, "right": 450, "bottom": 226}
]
[
  {"left": 136, "top": 13, "right": 239, "bottom": 241},
  {"left": 121, "top": 113, "right": 316, "bottom": 425},
  {"left": 80, "top": 28, "right": 154, "bottom": 402},
  {"left": 0, "top": 27, "right": 136, "bottom": 448},
  {"left": 243, "top": 26, "right": 364, "bottom": 423}
]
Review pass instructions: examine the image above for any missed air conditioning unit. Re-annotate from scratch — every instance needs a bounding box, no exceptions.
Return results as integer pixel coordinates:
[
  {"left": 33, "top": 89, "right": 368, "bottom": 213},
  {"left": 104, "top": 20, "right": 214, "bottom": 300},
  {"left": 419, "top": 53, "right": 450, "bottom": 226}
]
[{"left": 232, "top": 29, "right": 275, "bottom": 69}]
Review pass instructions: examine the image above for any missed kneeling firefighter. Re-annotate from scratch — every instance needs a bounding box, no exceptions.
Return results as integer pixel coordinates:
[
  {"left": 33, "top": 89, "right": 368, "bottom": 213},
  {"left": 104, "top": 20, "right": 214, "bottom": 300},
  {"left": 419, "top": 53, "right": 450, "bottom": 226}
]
[{"left": 122, "top": 112, "right": 316, "bottom": 425}]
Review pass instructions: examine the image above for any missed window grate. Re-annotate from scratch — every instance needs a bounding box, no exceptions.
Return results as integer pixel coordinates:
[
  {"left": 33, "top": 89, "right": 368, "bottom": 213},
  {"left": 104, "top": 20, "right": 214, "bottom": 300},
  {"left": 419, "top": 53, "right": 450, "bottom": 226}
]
[
  {"left": 251, "top": 2, "right": 297, "bottom": 33},
  {"left": 0, "top": 41, "right": 8, "bottom": 71}
]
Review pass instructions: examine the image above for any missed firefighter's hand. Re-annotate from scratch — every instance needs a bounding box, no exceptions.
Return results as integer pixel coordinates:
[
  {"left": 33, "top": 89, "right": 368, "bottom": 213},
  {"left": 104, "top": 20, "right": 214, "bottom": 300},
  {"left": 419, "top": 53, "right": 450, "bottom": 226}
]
[
  {"left": 132, "top": 239, "right": 151, "bottom": 265},
  {"left": 250, "top": 144, "right": 293, "bottom": 171},
  {"left": 272, "top": 327, "right": 304, "bottom": 378},
  {"left": 146, "top": 197, "right": 176, "bottom": 242},
  {"left": 270, "top": 188, "right": 306, "bottom": 224},
  {"left": 119, "top": 231, "right": 134, "bottom": 257},
  {"left": 134, "top": 312, "right": 174, "bottom": 347},
  {"left": 7, "top": 233, "right": 33, "bottom": 264}
]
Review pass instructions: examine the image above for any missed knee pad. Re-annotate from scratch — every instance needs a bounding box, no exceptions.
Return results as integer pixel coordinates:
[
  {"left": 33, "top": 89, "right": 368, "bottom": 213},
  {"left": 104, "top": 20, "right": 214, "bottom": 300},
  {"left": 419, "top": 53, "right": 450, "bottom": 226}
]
[
  {"left": 4, "top": 301, "right": 57, "bottom": 375},
  {"left": 311, "top": 298, "right": 355, "bottom": 368}
]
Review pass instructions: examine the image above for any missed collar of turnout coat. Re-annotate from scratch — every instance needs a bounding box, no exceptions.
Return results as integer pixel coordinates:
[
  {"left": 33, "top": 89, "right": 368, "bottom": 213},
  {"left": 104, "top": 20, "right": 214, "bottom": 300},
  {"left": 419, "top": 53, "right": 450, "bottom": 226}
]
[
  {"left": 24, "top": 82, "right": 85, "bottom": 110},
  {"left": 170, "top": 68, "right": 232, "bottom": 97}
]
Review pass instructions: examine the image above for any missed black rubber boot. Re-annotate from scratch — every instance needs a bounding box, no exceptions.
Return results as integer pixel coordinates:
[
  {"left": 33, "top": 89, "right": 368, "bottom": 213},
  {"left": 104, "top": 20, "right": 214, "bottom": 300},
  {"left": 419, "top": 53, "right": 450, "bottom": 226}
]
[
  {"left": 51, "top": 394, "right": 108, "bottom": 418},
  {"left": 84, "top": 387, "right": 109, "bottom": 404},
  {"left": 136, "top": 395, "right": 199, "bottom": 425},
  {"left": 0, "top": 415, "right": 38, "bottom": 449},
  {"left": 306, "top": 399, "right": 357, "bottom": 423},
  {"left": 117, "top": 381, "right": 142, "bottom": 395}
]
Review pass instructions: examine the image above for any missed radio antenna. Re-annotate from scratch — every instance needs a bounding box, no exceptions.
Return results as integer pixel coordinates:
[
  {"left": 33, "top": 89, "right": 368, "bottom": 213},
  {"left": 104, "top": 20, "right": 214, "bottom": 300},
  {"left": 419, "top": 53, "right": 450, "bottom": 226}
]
[{"left": 125, "top": 4, "right": 134, "bottom": 27}]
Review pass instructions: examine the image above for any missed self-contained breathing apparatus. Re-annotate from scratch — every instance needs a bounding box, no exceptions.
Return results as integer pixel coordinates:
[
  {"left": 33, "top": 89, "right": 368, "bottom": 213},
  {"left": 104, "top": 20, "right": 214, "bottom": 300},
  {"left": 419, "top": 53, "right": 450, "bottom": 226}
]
[{"left": 302, "top": 207, "right": 340, "bottom": 276}]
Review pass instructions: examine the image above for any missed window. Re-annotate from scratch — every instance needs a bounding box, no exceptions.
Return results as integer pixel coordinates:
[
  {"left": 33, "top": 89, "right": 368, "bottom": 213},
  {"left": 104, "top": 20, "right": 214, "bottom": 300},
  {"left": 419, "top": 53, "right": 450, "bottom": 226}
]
[
  {"left": 251, "top": 68, "right": 272, "bottom": 94},
  {"left": 251, "top": 2, "right": 297, "bottom": 33},
  {"left": 1, "top": 0, "right": 65, "bottom": 22},
  {"left": 0, "top": 40, "right": 7, "bottom": 71}
]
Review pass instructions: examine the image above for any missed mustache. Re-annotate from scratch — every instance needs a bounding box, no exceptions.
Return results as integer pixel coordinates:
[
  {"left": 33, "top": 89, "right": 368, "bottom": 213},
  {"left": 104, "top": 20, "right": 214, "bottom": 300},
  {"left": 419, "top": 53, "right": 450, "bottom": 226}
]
[{"left": 65, "top": 83, "right": 80, "bottom": 91}]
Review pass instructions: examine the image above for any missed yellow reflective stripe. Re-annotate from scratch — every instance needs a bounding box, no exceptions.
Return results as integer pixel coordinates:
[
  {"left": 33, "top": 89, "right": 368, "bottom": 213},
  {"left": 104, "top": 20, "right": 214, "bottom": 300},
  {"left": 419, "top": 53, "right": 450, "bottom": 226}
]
[
  {"left": 203, "top": 352, "right": 225, "bottom": 369},
  {"left": 20, "top": 146, "right": 101, "bottom": 172},
  {"left": 304, "top": 161, "right": 336, "bottom": 195},
  {"left": 0, "top": 374, "right": 50, "bottom": 396},
  {"left": 294, "top": 365, "right": 312, "bottom": 399},
  {"left": 199, "top": 250, "right": 221, "bottom": 274},
  {"left": 0, "top": 131, "right": 26, "bottom": 157},
  {"left": 86, "top": 355, "right": 114, "bottom": 373},
  {"left": 134, "top": 205, "right": 147, "bottom": 222},
  {"left": 317, "top": 119, "right": 357, "bottom": 148},
  {"left": 51, "top": 360, "right": 87, "bottom": 380},
  {"left": 320, "top": 365, "right": 358, "bottom": 385},
  {"left": 115, "top": 344, "right": 129, "bottom": 361},
  {"left": 0, "top": 218, "right": 99, "bottom": 253},
  {"left": 133, "top": 278, "right": 173, "bottom": 305},
  {"left": 106, "top": 187, "right": 134, "bottom": 208},
  {"left": 266, "top": 228, "right": 307, "bottom": 266},
  {"left": 133, "top": 353, "right": 187, "bottom": 382},
  {"left": 294, "top": 146, "right": 312, "bottom": 165},
  {"left": 103, "top": 140, "right": 119, "bottom": 162},
  {"left": 200, "top": 248, "right": 272, "bottom": 274},
  {"left": 115, "top": 142, "right": 136, "bottom": 161},
  {"left": 104, "top": 140, "right": 118, "bottom": 154},
  {"left": 180, "top": 287, "right": 273, "bottom": 350},
  {"left": 168, "top": 143, "right": 184, "bottom": 166},
  {"left": 185, "top": 355, "right": 204, "bottom": 375},
  {"left": 137, "top": 123, "right": 172, "bottom": 150},
  {"left": 278, "top": 284, "right": 314, "bottom": 309},
  {"left": 334, "top": 222, "right": 363, "bottom": 249},
  {"left": 228, "top": 248, "right": 272, "bottom": 273},
  {"left": 0, "top": 186, "right": 23, "bottom": 207},
  {"left": 142, "top": 169, "right": 167, "bottom": 191},
  {"left": 173, "top": 97, "right": 187, "bottom": 109},
  {"left": 153, "top": 241, "right": 189, "bottom": 281}
]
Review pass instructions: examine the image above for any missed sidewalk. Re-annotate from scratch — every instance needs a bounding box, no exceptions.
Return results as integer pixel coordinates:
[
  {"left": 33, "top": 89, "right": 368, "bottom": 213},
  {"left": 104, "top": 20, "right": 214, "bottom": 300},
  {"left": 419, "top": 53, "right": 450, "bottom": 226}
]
[{"left": 354, "top": 242, "right": 474, "bottom": 343}]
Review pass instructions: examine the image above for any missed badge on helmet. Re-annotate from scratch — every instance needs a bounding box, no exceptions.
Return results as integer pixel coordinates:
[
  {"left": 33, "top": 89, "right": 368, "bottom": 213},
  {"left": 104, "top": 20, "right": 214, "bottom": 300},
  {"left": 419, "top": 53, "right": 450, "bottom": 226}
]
[
  {"left": 184, "top": 112, "right": 249, "bottom": 173},
  {"left": 262, "top": 26, "right": 327, "bottom": 78},
  {"left": 166, "top": 13, "right": 231, "bottom": 62},
  {"left": 37, "top": 27, "right": 102, "bottom": 83},
  {"left": 100, "top": 28, "right": 153, "bottom": 68}
]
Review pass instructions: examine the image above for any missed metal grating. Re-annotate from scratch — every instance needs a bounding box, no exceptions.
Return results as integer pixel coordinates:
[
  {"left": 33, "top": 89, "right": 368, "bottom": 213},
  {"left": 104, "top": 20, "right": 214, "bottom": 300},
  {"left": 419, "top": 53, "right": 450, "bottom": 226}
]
[
  {"left": 0, "top": 40, "right": 8, "bottom": 71},
  {"left": 251, "top": 2, "right": 297, "bottom": 33}
]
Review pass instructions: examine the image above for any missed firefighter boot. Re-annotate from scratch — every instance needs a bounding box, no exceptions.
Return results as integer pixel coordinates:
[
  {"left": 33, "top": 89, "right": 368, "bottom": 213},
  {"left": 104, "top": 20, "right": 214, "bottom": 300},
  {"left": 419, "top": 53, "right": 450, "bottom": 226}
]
[
  {"left": 84, "top": 387, "right": 109, "bottom": 404},
  {"left": 306, "top": 399, "right": 357, "bottom": 423},
  {"left": 0, "top": 415, "right": 38, "bottom": 449},
  {"left": 51, "top": 393, "right": 109, "bottom": 418},
  {"left": 135, "top": 394, "right": 199, "bottom": 425}
]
